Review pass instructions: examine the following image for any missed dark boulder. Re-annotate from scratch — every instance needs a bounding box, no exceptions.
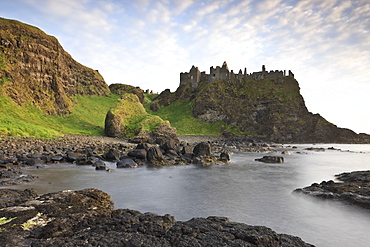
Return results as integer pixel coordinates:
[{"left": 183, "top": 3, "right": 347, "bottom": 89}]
[
  {"left": 165, "top": 149, "right": 178, "bottom": 159},
  {"left": 147, "top": 146, "right": 164, "bottom": 163},
  {"left": 76, "top": 156, "right": 90, "bottom": 165},
  {"left": 161, "top": 140, "right": 177, "bottom": 152},
  {"left": 24, "top": 158, "right": 44, "bottom": 166},
  {"left": 220, "top": 152, "right": 230, "bottom": 163},
  {"left": 66, "top": 152, "right": 79, "bottom": 162},
  {"left": 181, "top": 145, "right": 193, "bottom": 154},
  {"left": 51, "top": 155, "right": 64, "bottom": 162},
  {"left": 104, "top": 149, "right": 120, "bottom": 161},
  {"left": 117, "top": 158, "right": 138, "bottom": 168},
  {"left": 94, "top": 160, "right": 108, "bottom": 171},
  {"left": 193, "top": 142, "right": 211, "bottom": 157},
  {"left": 255, "top": 156, "right": 284, "bottom": 163},
  {"left": 128, "top": 149, "right": 147, "bottom": 160},
  {"left": 136, "top": 143, "right": 150, "bottom": 150}
]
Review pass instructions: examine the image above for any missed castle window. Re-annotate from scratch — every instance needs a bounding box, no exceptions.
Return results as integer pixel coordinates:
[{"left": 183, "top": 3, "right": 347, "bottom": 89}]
[{"left": 191, "top": 76, "right": 193, "bottom": 79}]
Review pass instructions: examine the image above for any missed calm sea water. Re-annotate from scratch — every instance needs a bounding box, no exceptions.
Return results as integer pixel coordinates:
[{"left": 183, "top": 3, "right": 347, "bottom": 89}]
[{"left": 8, "top": 144, "right": 370, "bottom": 247}]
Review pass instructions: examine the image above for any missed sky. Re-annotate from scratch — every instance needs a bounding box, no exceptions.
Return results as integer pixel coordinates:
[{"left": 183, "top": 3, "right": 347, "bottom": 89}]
[{"left": 1, "top": 0, "right": 370, "bottom": 134}]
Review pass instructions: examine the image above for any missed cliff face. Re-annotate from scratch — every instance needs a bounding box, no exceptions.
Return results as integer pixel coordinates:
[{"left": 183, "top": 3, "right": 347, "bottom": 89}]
[
  {"left": 0, "top": 18, "right": 110, "bottom": 115},
  {"left": 153, "top": 77, "right": 370, "bottom": 143}
]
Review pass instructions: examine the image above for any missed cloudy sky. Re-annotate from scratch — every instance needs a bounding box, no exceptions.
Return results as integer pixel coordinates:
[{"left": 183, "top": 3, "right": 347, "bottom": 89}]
[{"left": 1, "top": 0, "right": 370, "bottom": 134}]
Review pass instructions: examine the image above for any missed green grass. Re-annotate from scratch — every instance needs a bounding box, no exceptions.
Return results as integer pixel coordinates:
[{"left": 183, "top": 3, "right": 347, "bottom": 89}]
[
  {"left": 145, "top": 99, "right": 241, "bottom": 135},
  {"left": 108, "top": 94, "right": 165, "bottom": 137},
  {"left": 0, "top": 94, "right": 120, "bottom": 138}
]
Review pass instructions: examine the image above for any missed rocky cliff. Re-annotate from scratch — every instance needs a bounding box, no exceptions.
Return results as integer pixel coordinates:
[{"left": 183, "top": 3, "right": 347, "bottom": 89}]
[
  {"left": 0, "top": 18, "right": 110, "bottom": 115},
  {"left": 152, "top": 77, "right": 370, "bottom": 143}
]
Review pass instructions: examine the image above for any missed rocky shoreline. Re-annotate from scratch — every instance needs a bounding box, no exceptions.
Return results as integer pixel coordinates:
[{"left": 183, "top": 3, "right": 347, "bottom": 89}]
[
  {"left": 0, "top": 135, "right": 273, "bottom": 185},
  {"left": 0, "top": 188, "right": 314, "bottom": 246},
  {"left": 294, "top": 170, "right": 370, "bottom": 210},
  {"left": 3, "top": 135, "right": 369, "bottom": 246},
  {"left": 0, "top": 134, "right": 318, "bottom": 246}
]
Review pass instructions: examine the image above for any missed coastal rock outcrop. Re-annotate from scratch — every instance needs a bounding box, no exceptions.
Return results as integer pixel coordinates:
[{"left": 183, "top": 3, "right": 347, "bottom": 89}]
[
  {"left": 0, "top": 188, "right": 314, "bottom": 247},
  {"left": 104, "top": 94, "right": 179, "bottom": 144},
  {"left": 152, "top": 62, "right": 370, "bottom": 143},
  {"left": 294, "top": 170, "right": 370, "bottom": 210}
]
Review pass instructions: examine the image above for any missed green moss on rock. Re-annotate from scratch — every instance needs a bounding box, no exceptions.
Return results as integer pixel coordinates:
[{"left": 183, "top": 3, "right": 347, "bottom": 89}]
[{"left": 105, "top": 94, "right": 166, "bottom": 138}]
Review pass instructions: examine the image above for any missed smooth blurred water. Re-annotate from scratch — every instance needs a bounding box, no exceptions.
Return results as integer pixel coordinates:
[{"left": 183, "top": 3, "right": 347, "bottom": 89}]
[{"left": 8, "top": 144, "right": 370, "bottom": 247}]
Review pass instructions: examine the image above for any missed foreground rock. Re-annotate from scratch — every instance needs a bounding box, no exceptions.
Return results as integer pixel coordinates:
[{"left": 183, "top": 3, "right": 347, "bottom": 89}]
[
  {"left": 0, "top": 188, "right": 313, "bottom": 247},
  {"left": 255, "top": 156, "right": 284, "bottom": 163},
  {"left": 294, "top": 170, "right": 370, "bottom": 210}
]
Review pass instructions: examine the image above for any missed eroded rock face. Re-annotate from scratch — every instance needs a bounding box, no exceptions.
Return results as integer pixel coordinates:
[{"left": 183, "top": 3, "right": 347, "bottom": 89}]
[
  {"left": 0, "top": 18, "right": 110, "bottom": 115},
  {"left": 0, "top": 188, "right": 313, "bottom": 247}
]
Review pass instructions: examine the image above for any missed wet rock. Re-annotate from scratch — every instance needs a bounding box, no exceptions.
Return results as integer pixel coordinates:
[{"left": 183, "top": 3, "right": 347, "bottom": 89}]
[
  {"left": 128, "top": 149, "right": 147, "bottom": 160},
  {"left": 0, "top": 188, "right": 313, "bottom": 247},
  {"left": 147, "top": 146, "right": 164, "bottom": 163},
  {"left": 0, "top": 169, "right": 38, "bottom": 186},
  {"left": 193, "top": 142, "right": 211, "bottom": 157},
  {"left": 94, "top": 160, "right": 108, "bottom": 171},
  {"left": 104, "top": 148, "right": 120, "bottom": 161},
  {"left": 66, "top": 151, "right": 79, "bottom": 162},
  {"left": 51, "top": 155, "right": 64, "bottom": 162},
  {"left": 165, "top": 149, "right": 178, "bottom": 159},
  {"left": 116, "top": 158, "right": 138, "bottom": 168},
  {"left": 304, "top": 147, "right": 325, "bottom": 152},
  {"left": 161, "top": 140, "right": 177, "bottom": 152},
  {"left": 294, "top": 170, "right": 370, "bottom": 210},
  {"left": 24, "top": 158, "right": 44, "bottom": 166},
  {"left": 255, "top": 156, "right": 284, "bottom": 163},
  {"left": 220, "top": 152, "right": 230, "bottom": 163},
  {"left": 181, "top": 145, "right": 193, "bottom": 154}
]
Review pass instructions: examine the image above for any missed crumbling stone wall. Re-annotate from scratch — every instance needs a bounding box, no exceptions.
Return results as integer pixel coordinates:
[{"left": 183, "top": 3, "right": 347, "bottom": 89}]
[{"left": 180, "top": 61, "right": 294, "bottom": 88}]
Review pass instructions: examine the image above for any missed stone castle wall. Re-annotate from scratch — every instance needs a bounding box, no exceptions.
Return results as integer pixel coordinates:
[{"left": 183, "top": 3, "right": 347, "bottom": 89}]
[{"left": 180, "top": 62, "right": 294, "bottom": 88}]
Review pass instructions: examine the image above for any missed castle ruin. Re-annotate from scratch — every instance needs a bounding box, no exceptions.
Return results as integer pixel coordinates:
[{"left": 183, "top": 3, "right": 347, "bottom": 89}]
[{"left": 180, "top": 61, "right": 294, "bottom": 88}]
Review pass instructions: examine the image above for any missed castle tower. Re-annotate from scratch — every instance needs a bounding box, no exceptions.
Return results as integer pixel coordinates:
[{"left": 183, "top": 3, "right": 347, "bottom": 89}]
[
  {"left": 220, "top": 61, "right": 230, "bottom": 81},
  {"left": 189, "top": 65, "right": 201, "bottom": 87}
]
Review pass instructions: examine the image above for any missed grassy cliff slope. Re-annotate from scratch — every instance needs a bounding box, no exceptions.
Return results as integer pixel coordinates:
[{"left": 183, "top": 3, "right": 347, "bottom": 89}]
[{"left": 0, "top": 94, "right": 120, "bottom": 137}]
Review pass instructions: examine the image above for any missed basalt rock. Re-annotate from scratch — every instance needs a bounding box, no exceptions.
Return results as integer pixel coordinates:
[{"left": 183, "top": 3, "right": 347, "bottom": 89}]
[
  {"left": 116, "top": 158, "right": 138, "bottom": 168},
  {"left": 0, "top": 188, "right": 313, "bottom": 247},
  {"left": 193, "top": 142, "right": 211, "bottom": 157},
  {"left": 147, "top": 146, "right": 164, "bottom": 164},
  {"left": 255, "top": 156, "right": 284, "bottom": 163},
  {"left": 294, "top": 170, "right": 370, "bottom": 210}
]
